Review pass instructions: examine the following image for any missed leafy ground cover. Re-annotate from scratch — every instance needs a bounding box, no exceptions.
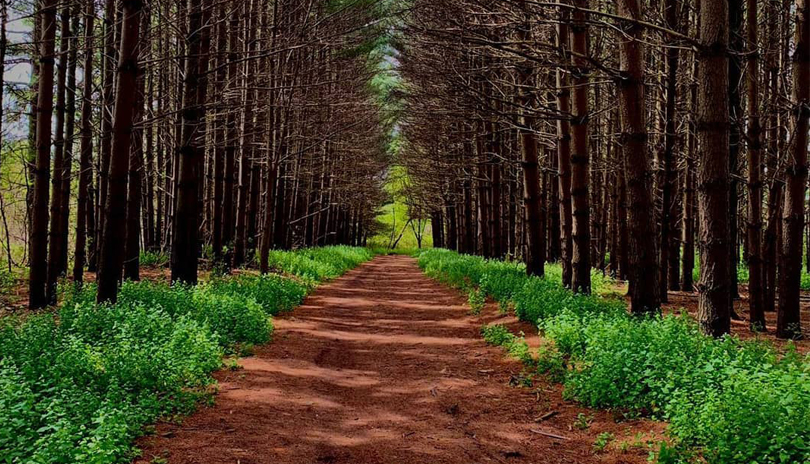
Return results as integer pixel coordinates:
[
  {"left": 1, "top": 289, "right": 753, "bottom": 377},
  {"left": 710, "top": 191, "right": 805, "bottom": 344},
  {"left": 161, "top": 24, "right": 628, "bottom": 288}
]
[
  {"left": 418, "top": 249, "right": 810, "bottom": 464},
  {"left": 0, "top": 246, "right": 372, "bottom": 463}
]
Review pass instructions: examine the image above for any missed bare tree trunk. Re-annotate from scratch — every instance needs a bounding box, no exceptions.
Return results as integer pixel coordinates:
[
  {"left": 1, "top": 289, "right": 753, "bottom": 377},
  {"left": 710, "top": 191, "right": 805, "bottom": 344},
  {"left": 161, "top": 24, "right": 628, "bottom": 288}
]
[
  {"left": 660, "top": 0, "right": 680, "bottom": 299},
  {"left": 29, "top": 0, "right": 57, "bottom": 309},
  {"left": 25, "top": 0, "right": 41, "bottom": 247},
  {"left": 728, "top": 0, "right": 744, "bottom": 306},
  {"left": 211, "top": 2, "right": 226, "bottom": 262},
  {"left": 73, "top": 0, "right": 94, "bottom": 284},
  {"left": 557, "top": 6, "right": 573, "bottom": 288},
  {"left": 746, "top": 0, "right": 766, "bottom": 331},
  {"left": 96, "top": 0, "right": 142, "bottom": 303},
  {"left": 618, "top": 168, "right": 629, "bottom": 280},
  {"left": 570, "top": 0, "right": 591, "bottom": 294},
  {"left": 682, "top": 50, "right": 698, "bottom": 291},
  {"left": 777, "top": 0, "right": 809, "bottom": 340},
  {"left": 45, "top": 4, "right": 70, "bottom": 303},
  {"left": 517, "top": 3, "right": 545, "bottom": 276},
  {"left": 697, "top": 0, "right": 732, "bottom": 337},
  {"left": 171, "top": 0, "right": 208, "bottom": 285},
  {"left": 234, "top": 0, "right": 257, "bottom": 268},
  {"left": 58, "top": 9, "right": 78, "bottom": 279},
  {"left": 93, "top": 0, "right": 116, "bottom": 273},
  {"left": 476, "top": 128, "right": 490, "bottom": 257},
  {"left": 764, "top": 0, "right": 783, "bottom": 313},
  {"left": 222, "top": 1, "right": 240, "bottom": 266},
  {"left": 616, "top": 0, "right": 660, "bottom": 314},
  {"left": 0, "top": 0, "right": 9, "bottom": 271},
  {"left": 124, "top": 8, "right": 149, "bottom": 282}
]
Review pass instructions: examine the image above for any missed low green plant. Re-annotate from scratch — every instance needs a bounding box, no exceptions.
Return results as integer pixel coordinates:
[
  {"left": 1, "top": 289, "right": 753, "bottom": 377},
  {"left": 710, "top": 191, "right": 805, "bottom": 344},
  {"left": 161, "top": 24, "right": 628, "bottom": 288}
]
[
  {"left": 467, "top": 288, "right": 486, "bottom": 314},
  {"left": 0, "top": 246, "right": 372, "bottom": 463},
  {"left": 419, "top": 249, "right": 810, "bottom": 463},
  {"left": 481, "top": 324, "right": 533, "bottom": 366},
  {"left": 593, "top": 432, "right": 614, "bottom": 452},
  {"left": 262, "top": 246, "right": 373, "bottom": 283},
  {"left": 574, "top": 413, "right": 594, "bottom": 430},
  {"left": 139, "top": 250, "right": 169, "bottom": 267}
]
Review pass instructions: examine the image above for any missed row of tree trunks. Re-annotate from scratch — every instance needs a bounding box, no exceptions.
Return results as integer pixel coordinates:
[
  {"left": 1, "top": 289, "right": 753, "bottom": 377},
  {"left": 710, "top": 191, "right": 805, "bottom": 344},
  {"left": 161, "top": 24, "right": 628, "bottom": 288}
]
[{"left": 403, "top": 0, "right": 807, "bottom": 339}]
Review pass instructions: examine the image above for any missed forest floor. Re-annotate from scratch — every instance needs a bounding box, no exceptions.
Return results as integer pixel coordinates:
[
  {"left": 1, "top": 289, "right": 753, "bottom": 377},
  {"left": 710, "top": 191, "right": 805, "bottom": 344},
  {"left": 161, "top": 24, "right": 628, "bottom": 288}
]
[{"left": 134, "top": 256, "right": 663, "bottom": 464}]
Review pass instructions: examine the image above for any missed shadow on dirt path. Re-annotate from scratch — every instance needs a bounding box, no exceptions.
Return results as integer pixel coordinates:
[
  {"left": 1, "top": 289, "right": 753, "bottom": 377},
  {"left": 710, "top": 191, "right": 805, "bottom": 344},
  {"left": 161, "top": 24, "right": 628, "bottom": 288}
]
[{"left": 136, "top": 256, "right": 660, "bottom": 464}]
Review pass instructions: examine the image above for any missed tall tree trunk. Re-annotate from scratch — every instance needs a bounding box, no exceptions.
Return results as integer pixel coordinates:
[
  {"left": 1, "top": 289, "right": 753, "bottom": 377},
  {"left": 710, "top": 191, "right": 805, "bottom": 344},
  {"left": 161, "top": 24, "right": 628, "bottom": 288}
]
[
  {"left": 697, "top": 0, "right": 732, "bottom": 337},
  {"left": 171, "top": 0, "right": 207, "bottom": 285},
  {"left": 93, "top": 0, "right": 116, "bottom": 273},
  {"left": 764, "top": 0, "right": 783, "bottom": 313},
  {"left": 26, "top": 0, "right": 41, "bottom": 246},
  {"left": 45, "top": 4, "right": 70, "bottom": 303},
  {"left": 548, "top": 147, "right": 561, "bottom": 262},
  {"left": 96, "top": 0, "right": 142, "bottom": 303},
  {"left": 0, "top": 0, "right": 8, "bottom": 271},
  {"left": 557, "top": 6, "right": 573, "bottom": 288},
  {"left": 516, "top": 4, "right": 545, "bottom": 275},
  {"left": 570, "top": 0, "right": 591, "bottom": 294},
  {"left": 234, "top": 0, "right": 257, "bottom": 268},
  {"left": 777, "top": 0, "right": 809, "bottom": 340},
  {"left": 222, "top": 2, "right": 240, "bottom": 266},
  {"left": 124, "top": 8, "right": 149, "bottom": 282},
  {"left": 73, "top": 0, "right": 93, "bottom": 284},
  {"left": 58, "top": 9, "right": 78, "bottom": 278},
  {"left": 660, "top": 0, "right": 680, "bottom": 299},
  {"left": 682, "top": 50, "right": 698, "bottom": 291},
  {"left": 476, "top": 129, "right": 491, "bottom": 257},
  {"left": 746, "top": 0, "right": 765, "bottom": 331},
  {"left": 728, "top": 0, "right": 744, "bottom": 305},
  {"left": 29, "top": 0, "right": 57, "bottom": 309},
  {"left": 211, "top": 2, "right": 226, "bottom": 262},
  {"left": 617, "top": 0, "right": 660, "bottom": 314}
]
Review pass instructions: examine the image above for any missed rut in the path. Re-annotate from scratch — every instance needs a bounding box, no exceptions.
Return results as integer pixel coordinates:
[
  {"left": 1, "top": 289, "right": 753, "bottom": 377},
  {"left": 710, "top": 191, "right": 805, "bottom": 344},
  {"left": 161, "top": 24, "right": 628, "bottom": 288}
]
[{"left": 136, "top": 256, "right": 656, "bottom": 464}]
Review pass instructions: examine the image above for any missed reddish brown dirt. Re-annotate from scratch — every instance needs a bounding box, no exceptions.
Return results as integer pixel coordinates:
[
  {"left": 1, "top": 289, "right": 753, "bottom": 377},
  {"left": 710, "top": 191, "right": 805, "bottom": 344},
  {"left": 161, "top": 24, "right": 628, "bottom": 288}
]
[{"left": 135, "top": 256, "right": 662, "bottom": 464}]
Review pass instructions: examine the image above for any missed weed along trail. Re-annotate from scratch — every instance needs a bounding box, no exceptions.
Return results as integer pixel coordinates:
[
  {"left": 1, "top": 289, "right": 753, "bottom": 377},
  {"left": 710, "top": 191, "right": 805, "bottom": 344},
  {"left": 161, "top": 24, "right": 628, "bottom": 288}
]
[{"left": 137, "top": 256, "right": 655, "bottom": 464}]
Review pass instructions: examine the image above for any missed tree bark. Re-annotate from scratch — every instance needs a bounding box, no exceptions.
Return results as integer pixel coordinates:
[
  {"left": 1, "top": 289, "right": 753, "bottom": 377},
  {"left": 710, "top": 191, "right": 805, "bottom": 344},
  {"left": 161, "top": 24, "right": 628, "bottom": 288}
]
[
  {"left": 171, "top": 0, "right": 207, "bottom": 285},
  {"left": 697, "top": 0, "right": 732, "bottom": 337},
  {"left": 96, "top": 0, "right": 142, "bottom": 303},
  {"left": 73, "top": 0, "right": 94, "bottom": 285},
  {"left": 728, "top": 0, "right": 744, "bottom": 304},
  {"left": 93, "top": 0, "right": 116, "bottom": 273},
  {"left": 45, "top": 4, "right": 70, "bottom": 303},
  {"left": 616, "top": 0, "right": 660, "bottom": 314},
  {"left": 660, "top": 0, "right": 680, "bottom": 299},
  {"left": 124, "top": 7, "right": 149, "bottom": 282},
  {"left": 556, "top": 6, "right": 573, "bottom": 288},
  {"left": 776, "top": 0, "right": 809, "bottom": 340},
  {"left": 746, "top": 0, "right": 765, "bottom": 331},
  {"left": 28, "top": 0, "right": 57, "bottom": 309},
  {"left": 570, "top": 0, "right": 591, "bottom": 294},
  {"left": 516, "top": 3, "right": 545, "bottom": 276}
]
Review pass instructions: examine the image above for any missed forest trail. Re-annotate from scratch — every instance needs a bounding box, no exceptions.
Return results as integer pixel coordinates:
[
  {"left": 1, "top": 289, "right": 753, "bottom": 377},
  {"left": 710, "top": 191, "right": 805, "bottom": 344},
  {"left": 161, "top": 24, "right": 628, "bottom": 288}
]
[{"left": 136, "top": 256, "right": 655, "bottom": 464}]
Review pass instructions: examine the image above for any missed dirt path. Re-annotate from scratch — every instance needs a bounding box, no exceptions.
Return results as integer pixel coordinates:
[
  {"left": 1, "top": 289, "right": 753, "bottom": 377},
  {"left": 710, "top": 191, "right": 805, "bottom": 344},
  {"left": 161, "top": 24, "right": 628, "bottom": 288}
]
[{"left": 136, "top": 256, "right": 658, "bottom": 464}]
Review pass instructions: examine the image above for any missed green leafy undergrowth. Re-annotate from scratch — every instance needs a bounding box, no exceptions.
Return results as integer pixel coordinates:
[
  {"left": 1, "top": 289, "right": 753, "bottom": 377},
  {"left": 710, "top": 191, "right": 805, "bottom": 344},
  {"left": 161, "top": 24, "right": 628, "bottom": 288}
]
[
  {"left": 263, "top": 246, "right": 374, "bottom": 283},
  {"left": 139, "top": 250, "right": 169, "bottom": 267},
  {"left": 419, "top": 249, "right": 810, "bottom": 464},
  {"left": 0, "top": 246, "right": 372, "bottom": 463},
  {"left": 481, "top": 324, "right": 533, "bottom": 366}
]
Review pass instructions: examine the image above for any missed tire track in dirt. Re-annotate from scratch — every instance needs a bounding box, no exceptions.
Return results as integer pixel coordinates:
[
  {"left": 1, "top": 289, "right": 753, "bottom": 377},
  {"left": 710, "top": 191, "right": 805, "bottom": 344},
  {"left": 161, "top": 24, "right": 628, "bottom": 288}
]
[{"left": 136, "top": 256, "right": 660, "bottom": 464}]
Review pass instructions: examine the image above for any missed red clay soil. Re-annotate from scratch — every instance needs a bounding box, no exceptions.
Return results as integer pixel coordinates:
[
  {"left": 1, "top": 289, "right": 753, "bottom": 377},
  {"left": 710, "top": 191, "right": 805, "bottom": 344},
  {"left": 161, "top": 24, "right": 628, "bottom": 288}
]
[{"left": 135, "top": 256, "right": 663, "bottom": 464}]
